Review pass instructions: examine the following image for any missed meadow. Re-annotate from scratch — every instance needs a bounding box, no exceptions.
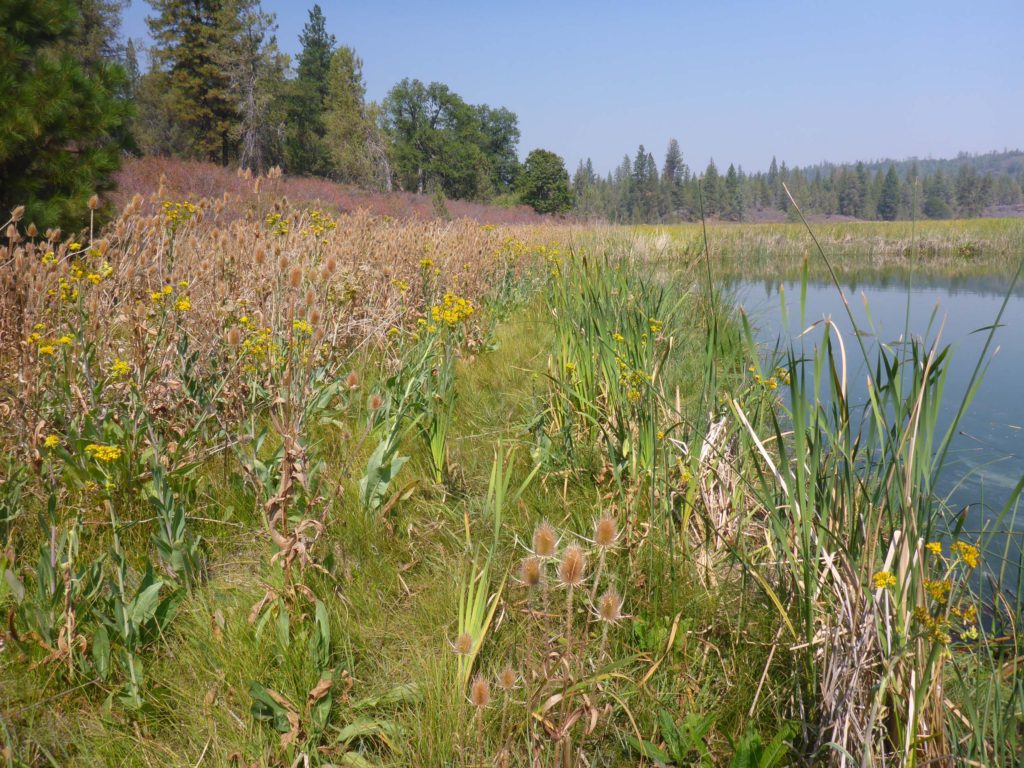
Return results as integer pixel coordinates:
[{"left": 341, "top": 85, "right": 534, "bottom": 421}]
[{"left": 0, "top": 177, "right": 1022, "bottom": 767}]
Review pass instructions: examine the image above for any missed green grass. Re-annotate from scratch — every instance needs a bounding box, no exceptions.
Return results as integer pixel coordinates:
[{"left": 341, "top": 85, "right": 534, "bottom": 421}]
[
  {"left": 630, "top": 217, "right": 1024, "bottom": 282},
  {"left": 2, "top": 229, "right": 1021, "bottom": 767}
]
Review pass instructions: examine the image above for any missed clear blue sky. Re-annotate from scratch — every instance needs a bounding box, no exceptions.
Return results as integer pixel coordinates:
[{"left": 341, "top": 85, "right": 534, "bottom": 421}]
[{"left": 122, "top": 0, "right": 1024, "bottom": 175}]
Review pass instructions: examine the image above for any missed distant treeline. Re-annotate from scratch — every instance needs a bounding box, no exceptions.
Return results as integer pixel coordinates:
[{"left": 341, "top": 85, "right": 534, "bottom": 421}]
[
  {"left": 572, "top": 146, "right": 1024, "bottom": 223},
  {"left": 3, "top": 0, "right": 1020, "bottom": 226}
]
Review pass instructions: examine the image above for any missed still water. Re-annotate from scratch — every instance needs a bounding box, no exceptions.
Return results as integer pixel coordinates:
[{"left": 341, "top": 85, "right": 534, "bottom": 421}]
[{"left": 735, "top": 275, "right": 1024, "bottom": 549}]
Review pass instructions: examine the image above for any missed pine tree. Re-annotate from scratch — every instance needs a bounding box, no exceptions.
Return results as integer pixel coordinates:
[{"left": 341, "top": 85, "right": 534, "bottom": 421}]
[
  {"left": 323, "top": 47, "right": 374, "bottom": 184},
  {"left": 701, "top": 159, "right": 722, "bottom": 217},
  {"left": 1, "top": 0, "right": 130, "bottom": 227},
  {"left": 877, "top": 165, "right": 900, "bottom": 221},
  {"left": 724, "top": 163, "right": 744, "bottom": 221},
  {"left": 285, "top": 4, "right": 335, "bottom": 175},
  {"left": 218, "top": 0, "right": 286, "bottom": 171},
  {"left": 148, "top": 0, "right": 238, "bottom": 164}
]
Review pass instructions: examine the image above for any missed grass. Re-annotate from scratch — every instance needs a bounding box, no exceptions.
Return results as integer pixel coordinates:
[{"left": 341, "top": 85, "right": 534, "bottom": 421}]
[
  {"left": 0, "top": 177, "right": 1021, "bottom": 766},
  {"left": 633, "top": 217, "right": 1024, "bottom": 282}
]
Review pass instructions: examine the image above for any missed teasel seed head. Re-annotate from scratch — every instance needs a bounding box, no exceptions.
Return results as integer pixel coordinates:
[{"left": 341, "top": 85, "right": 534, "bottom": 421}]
[
  {"left": 598, "top": 587, "right": 623, "bottom": 624},
  {"left": 11, "top": 205, "right": 24, "bottom": 222},
  {"left": 497, "top": 665, "right": 518, "bottom": 692},
  {"left": 289, "top": 266, "right": 302, "bottom": 289},
  {"left": 88, "top": 195, "right": 99, "bottom": 211},
  {"left": 26, "top": 223, "right": 37, "bottom": 238},
  {"left": 305, "top": 288, "right": 315, "bottom": 306},
  {"left": 557, "top": 544, "right": 586, "bottom": 588},
  {"left": 325, "top": 256, "right": 338, "bottom": 274},
  {"left": 278, "top": 254, "right": 289, "bottom": 272},
  {"left": 254, "top": 246, "right": 266, "bottom": 266},
  {"left": 532, "top": 521, "right": 558, "bottom": 558},
  {"left": 227, "top": 327, "right": 241, "bottom": 346},
  {"left": 470, "top": 674, "right": 490, "bottom": 709},
  {"left": 594, "top": 513, "right": 618, "bottom": 549},
  {"left": 520, "top": 555, "right": 542, "bottom": 588},
  {"left": 452, "top": 632, "right": 473, "bottom": 656},
  {"left": 368, "top": 393, "right": 383, "bottom": 411},
  {"left": 309, "top": 308, "right": 321, "bottom": 326}
]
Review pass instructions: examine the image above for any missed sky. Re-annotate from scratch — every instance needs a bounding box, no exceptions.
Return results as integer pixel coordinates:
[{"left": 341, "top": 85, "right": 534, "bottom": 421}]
[{"left": 121, "top": 0, "right": 1024, "bottom": 176}]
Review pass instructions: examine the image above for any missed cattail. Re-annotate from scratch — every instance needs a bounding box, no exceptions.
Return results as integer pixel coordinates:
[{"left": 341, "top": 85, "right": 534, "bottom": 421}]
[
  {"left": 557, "top": 544, "right": 586, "bottom": 588},
  {"left": 453, "top": 632, "right": 473, "bottom": 656},
  {"left": 470, "top": 674, "right": 490, "bottom": 708},
  {"left": 11, "top": 205, "right": 24, "bottom": 222},
  {"left": 288, "top": 266, "right": 302, "bottom": 289},
  {"left": 368, "top": 393, "right": 383, "bottom": 411},
  {"left": 345, "top": 371, "right": 359, "bottom": 389},
  {"left": 88, "top": 195, "right": 99, "bottom": 210},
  {"left": 520, "top": 555, "right": 542, "bottom": 588},
  {"left": 227, "top": 327, "right": 241, "bottom": 346},
  {"left": 532, "top": 521, "right": 557, "bottom": 558}
]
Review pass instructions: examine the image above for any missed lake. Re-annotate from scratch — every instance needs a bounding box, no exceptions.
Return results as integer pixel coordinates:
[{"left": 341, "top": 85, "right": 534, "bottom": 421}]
[{"left": 735, "top": 273, "right": 1024, "bottom": 576}]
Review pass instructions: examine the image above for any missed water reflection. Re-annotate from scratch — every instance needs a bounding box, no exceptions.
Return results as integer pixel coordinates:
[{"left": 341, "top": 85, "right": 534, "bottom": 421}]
[{"left": 734, "top": 275, "right": 1024, "bottom": 541}]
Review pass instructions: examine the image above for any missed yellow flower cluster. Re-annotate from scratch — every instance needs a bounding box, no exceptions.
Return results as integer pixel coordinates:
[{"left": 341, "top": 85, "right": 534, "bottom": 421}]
[
  {"left": 150, "top": 284, "right": 174, "bottom": 303},
  {"left": 240, "top": 327, "right": 276, "bottom": 364},
  {"left": 951, "top": 541, "right": 980, "bottom": 568},
  {"left": 302, "top": 209, "right": 337, "bottom": 238},
  {"left": 872, "top": 571, "right": 897, "bottom": 590},
  {"left": 648, "top": 318, "right": 664, "bottom": 334},
  {"left": 926, "top": 541, "right": 943, "bottom": 556},
  {"left": 85, "top": 444, "right": 122, "bottom": 463},
  {"left": 265, "top": 212, "right": 289, "bottom": 236},
  {"left": 163, "top": 200, "right": 197, "bottom": 227},
  {"left": 292, "top": 319, "right": 313, "bottom": 336},
  {"left": 175, "top": 296, "right": 191, "bottom": 312},
  {"left": 44, "top": 434, "right": 60, "bottom": 449},
  {"left": 109, "top": 358, "right": 131, "bottom": 378},
  {"left": 925, "top": 578, "right": 952, "bottom": 603},
  {"left": 430, "top": 293, "right": 475, "bottom": 327},
  {"left": 419, "top": 258, "right": 435, "bottom": 270}
]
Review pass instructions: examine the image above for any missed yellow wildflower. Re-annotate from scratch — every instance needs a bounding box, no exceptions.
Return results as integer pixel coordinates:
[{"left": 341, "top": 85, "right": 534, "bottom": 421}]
[
  {"left": 174, "top": 296, "right": 191, "bottom": 312},
  {"left": 85, "top": 444, "right": 122, "bottom": 463},
  {"left": 68, "top": 242, "right": 82, "bottom": 252},
  {"left": 109, "top": 358, "right": 131, "bottom": 378},
  {"left": 56, "top": 335, "right": 73, "bottom": 346},
  {"left": 44, "top": 434, "right": 60, "bottom": 449},
  {"left": 925, "top": 541, "right": 943, "bottom": 556},
  {"left": 951, "top": 541, "right": 980, "bottom": 569},
  {"left": 872, "top": 571, "right": 897, "bottom": 590},
  {"left": 419, "top": 258, "right": 434, "bottom": 269},
  {"left": 38, "top": 344, "right": 56, "bottom": 356}
]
